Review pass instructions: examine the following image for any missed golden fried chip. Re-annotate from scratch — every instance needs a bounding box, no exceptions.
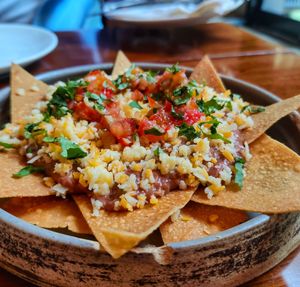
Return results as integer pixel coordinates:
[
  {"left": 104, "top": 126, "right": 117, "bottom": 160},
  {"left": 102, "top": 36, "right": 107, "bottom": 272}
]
[
  {"left": 160, "top": 202, "right": 248, "bottom": 244},
  {"left": 111, "top": 51, "right": 132, "bottom": 78},
  {"left": 192, "top": 134, "right": 300, "bottom": 213},
  {"left": 2, "top": 196, "right": 91, "bottom": 234},
  {"left": 11, "top": 63, "right": 48, "bottom": 123},
  {"left": 0, "top": 150, "right": 53, "bottom": 198},
  {"left": 190, "top": 55, "right": 226, "bottom": 93},
  {"left": 73, "top": 190, "right": 194, "bottom": 258},
  {"left": 242, "top": 94, "right": 300, "bottom": 143}
]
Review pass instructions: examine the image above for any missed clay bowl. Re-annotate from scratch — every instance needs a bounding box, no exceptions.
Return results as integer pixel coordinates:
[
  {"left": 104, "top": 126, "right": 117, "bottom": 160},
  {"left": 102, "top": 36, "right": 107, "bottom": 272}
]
[{"left": 0, "top": 64, "right": 299, "bottom": 287}]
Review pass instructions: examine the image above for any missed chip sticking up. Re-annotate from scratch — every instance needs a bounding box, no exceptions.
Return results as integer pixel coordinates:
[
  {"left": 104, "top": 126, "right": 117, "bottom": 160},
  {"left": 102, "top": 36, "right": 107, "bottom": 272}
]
[
  {"left": 0, "top": 150, "right": 53, "bottom": 198},
  {"left": 74, "top": 190, "right": 194, "bottom": 258},
  {"left": 190, "top": 55, "right": 226, "bottom": 93},
  {"left": 111, "top": 51, "right": 132, "bottom": 79},
  {"left": 242, "top": 94, "right": 300, "bottom": 143},
  {"left": 192, "top": 134, "right": 300, "bottom": 213},
  {"left": 160, "top": 202, "right": 247, "bottom": 244},
  {"left": 2, "top": 196, "right": 92, "bottom": 234},
  {"left": 11, "top": 63, "right": 48, "bottom": 123}
]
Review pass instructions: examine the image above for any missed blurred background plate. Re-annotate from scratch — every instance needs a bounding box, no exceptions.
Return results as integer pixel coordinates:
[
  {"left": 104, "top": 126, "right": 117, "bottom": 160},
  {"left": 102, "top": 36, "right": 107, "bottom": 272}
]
[
  {"left": 0, "top": 24, "right": 58, "bottom": 76},
  {"left": 102, "top": 0, "right": 243, "bottom": 28}
]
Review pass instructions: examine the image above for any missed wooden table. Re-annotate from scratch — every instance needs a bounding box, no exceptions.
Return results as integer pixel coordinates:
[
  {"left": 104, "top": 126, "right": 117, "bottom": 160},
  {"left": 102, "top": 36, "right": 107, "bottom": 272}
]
[{"left": 0, "top": 23, "right": 299, "bottom": 286}]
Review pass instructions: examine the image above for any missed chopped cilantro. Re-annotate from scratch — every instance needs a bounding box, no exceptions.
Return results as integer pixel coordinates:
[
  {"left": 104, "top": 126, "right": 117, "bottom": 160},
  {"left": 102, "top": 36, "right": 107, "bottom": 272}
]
[
  {"left": 0, "top": 142, "right": 14, "bottom": 149},
  {"left": 241, "top": 105, "right": 265, "bottom": 114},
  {"left": 59, "top": 137, "right": 87, "bottom": 159},
  {"left": 129, "top": 101, "right": 143, "bottom": 110},
  {"left": 144, "top": 127, "right": 165, "bottom": 136},
  {"left": 171, "top": 106, "right": 184, "bottom": 120},
  {"left": 94, "top": 103, "right": 105, "bottom": 112},
  {"left": 145, "top": 70, "right": 158, "bottom": 83},
  {"left": 166, "top": 63, "right": 180, "bottom": 74},
  {"left": 13, "top": 165, "right": 44, "bottom": 178},
  {"left": 153, "top": 147, "right": 162, "bottom": 157},
  {"left": 210, "top": 133, "right": 231, "bottom": 143},
  {"left": 24, "top": 123, "right": 45, "bottom": 139},
  {"left": 172, "top": 81, "right": 201, "bottom": 106},
  {"left": 226, "top": 101, "right": 233, "bottom": 111},
  {"left": 234, "top": 158, "right": 245, "bottom": 189},
  {"left": 43, "top": 136, "right": 87, "bottom": 159},
  {"left": 197, "top": 97, "right": 224, "bottom": 115},
  {"left": 178, "top": 123, "right": 200, "bottom": 141}
]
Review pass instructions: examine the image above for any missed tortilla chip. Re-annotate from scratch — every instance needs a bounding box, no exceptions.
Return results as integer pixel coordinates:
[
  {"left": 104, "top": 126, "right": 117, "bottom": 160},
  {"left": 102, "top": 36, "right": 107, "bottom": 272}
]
[
  {"left": 2, "top": 196, "right": 92, "bottom": 234},
  {"left": 189, "top": 55, "right": 226, "bottom": 93},
  {"left": 111, "top": 51, "right": 132, "bottom": 79},
  {"left": 242, "top": 94, "right": 300, "bottom": 143},
  {"left": 11, "top": 63, "right": 48, "bottom": 123},
  {"left": 73, "top": 190, "right": 194, "bottom": 258},
  {"left": 160, "top": 202, "right": 248, "bottom": 244},
  {"left": 192, "top": 134, "right": 300, "bottom": 213},
  {"left": 0, "top": 150, "right": 53, "bottom": 198}
]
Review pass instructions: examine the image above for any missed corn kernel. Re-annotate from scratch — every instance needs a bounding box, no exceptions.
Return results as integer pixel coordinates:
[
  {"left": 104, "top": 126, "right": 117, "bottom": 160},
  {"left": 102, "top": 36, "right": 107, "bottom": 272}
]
[
  {"left": 131, "top": 163, "right": 143, "bottom": 172},
  {"left": 221, "top": 150, "right": 234, "bottom": 162},
  {"left": 120, "top": 197, "right": 133, "bottom": 211},
  {"left": 115, "top": 173, "right": 129, "bottom": 184},
  {"left": 150, "top": 195, "right": 158, "bottom": 205},
  {"left": 210, "top": 184, "right": 225, "bottom": 194}
]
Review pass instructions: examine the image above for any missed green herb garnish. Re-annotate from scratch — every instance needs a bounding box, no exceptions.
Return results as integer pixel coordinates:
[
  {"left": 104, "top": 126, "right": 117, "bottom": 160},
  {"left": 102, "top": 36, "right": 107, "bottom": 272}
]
[
  {"left": 129, "top": 101, "right": 143, "bottom": 110},
  {"left": 24, "top": 123, "right": 45, "bottom": 139},
  {"left": 241, "top": 105, "right": 265, "bottom": 114},
  {"left": 153, "top": 147, "right": 162, "bottom": 157},
  {"left": 166, "top": 63, "right": 180, "bottom": 74},
  {"left": 234, "top": 158, "right": 245, "bottom": 189},
  {"left": 13, "top": 165, "right": 44, "bottom": 178},
  {"left": 43, "top": 136, "right": 87, "bottom": 159},
  {"left": 171, "top": 106, "right": 184, "bottom": 120},
  {"left": 197, "top": 97, "right": 224, "bottom": 115},
  {"left": 144, "top": 127, "right": 165, "bottom": 136},
  {"left": 178, "top": 123, "right": 200, "bottom": 141},
  {"left": 0, "top": 142, "right": 14, "bottom": 149}
]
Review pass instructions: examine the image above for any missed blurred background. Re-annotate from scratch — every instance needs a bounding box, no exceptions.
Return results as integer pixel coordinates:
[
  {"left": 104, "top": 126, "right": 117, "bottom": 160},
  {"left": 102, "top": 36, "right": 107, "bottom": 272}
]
[{"left": 0, "top": 0, "right": 300, "bottom": 48}]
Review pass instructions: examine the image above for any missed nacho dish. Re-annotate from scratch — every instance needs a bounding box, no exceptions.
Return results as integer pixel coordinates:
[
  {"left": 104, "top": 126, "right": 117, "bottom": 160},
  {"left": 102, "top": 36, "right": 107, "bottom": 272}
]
[{"left": 1, "top": 51, "right": 300, "bottom": 259}]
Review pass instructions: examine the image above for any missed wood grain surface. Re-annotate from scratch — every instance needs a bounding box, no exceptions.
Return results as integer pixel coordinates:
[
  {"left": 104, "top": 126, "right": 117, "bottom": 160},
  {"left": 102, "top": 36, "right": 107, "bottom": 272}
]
[{"left": 0, "top": 23, "right": 299, "bottom": 286}]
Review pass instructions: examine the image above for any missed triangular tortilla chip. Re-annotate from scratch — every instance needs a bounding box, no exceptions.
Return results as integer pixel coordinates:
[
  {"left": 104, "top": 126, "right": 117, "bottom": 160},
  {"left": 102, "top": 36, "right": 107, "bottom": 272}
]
[
  {"left": 73, "top": 190, "right": 194, "bottom": 258},
  {"left": 189, "top": 55, "right": 226, "bottom": 93},
  {"left": 11, "top": 63, "right": 48, "bottom": 123},
  {"left": 242, "top": 94, "right": 300, "bottom": 143},
  {"left": 160, "top": 202, "right": 248, "bottom": 244},
  {"left": 0, "top": 150, "right": 53, "bottom": 198},
  {"left": 2, "top": 196, "right": 91, "bottom": 234},
  {"left": 192, "top": 134, "right": 300, "bottom": 213},
  {"left": 111, "top": 51, "right": 132, "bottom": 79}
]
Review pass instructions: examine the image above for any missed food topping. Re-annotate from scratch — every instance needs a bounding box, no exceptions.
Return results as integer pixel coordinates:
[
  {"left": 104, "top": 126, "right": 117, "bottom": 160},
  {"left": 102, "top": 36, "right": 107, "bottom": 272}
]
[{"left": 0, "top": 65, "right": 255, "bottom": 213}]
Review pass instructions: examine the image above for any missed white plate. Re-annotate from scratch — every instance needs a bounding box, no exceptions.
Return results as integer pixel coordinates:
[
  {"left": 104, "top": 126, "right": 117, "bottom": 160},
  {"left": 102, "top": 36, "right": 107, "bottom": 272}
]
[
  {"left": 104, "top": 0, "right": 243, "bottom": 28},
  {"left": 0, "top": 24, "right": 58, "bottom": 75}
]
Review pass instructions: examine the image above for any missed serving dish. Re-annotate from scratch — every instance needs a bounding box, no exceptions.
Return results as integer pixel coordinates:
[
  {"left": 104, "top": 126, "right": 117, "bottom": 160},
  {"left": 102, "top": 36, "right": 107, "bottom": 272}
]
[{"left": 0, "top": 63, "right": 299, "bottom": 287}]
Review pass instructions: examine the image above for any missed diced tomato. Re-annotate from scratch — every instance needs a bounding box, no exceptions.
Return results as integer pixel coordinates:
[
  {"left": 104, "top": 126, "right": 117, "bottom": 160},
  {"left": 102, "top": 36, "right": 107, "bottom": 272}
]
[
  {"left": 109, "top": 118, "right": 136, "bottom": 146},
  {"left": 163, "top": 101, "right": 172, "bottom": 113},
  {"left": 183, "top": 109, "right": 202, "bottom": 125},
  {"left": 71, "top": 102, "right": 103, "bottom": 123},
  {"left": 102, "top": 88, "right": 114, "bottom": 99},
  {"left": 132, "top": 90, "right": 144, "bottom": 101},
  {"left": 138, "top": 119, "right": 164, "bottom": 142},
  {"left": 85, "top": 70, "right": 115, "bottom": 96},
  {"left": 147, "top": 96, "right": 156, "bottom": 108}
]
